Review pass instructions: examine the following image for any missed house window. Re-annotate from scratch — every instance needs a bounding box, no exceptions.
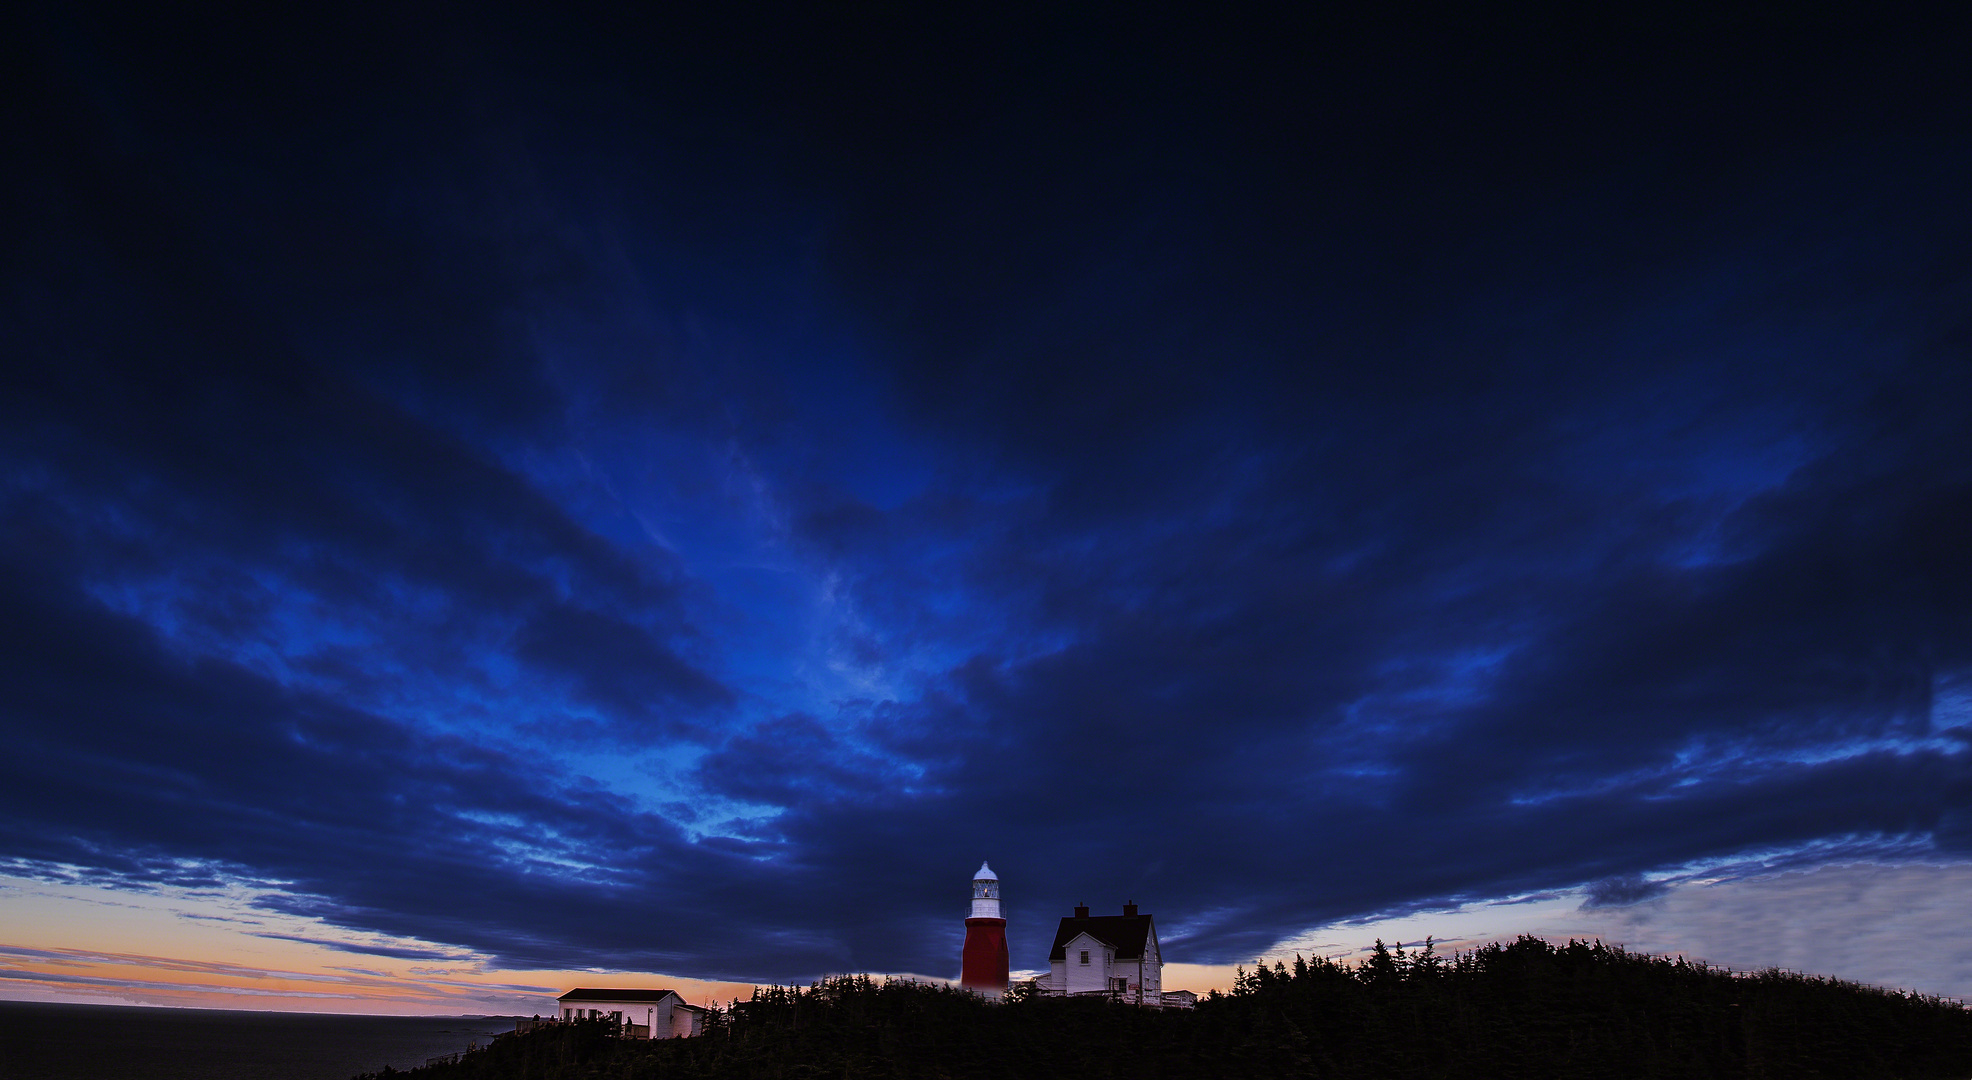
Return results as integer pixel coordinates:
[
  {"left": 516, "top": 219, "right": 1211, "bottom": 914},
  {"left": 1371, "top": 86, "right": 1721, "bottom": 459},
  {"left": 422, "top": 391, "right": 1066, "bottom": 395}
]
[{"left": 1079, "top": 950, "right": 1089, "bottom": 965}]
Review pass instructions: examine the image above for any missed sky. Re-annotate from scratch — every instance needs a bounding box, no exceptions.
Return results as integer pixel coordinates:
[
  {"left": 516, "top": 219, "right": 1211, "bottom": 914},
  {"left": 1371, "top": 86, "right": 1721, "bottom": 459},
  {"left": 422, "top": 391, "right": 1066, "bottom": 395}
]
[{"left": 5, "top": 7, "right": 1972, "bottom": 1014}]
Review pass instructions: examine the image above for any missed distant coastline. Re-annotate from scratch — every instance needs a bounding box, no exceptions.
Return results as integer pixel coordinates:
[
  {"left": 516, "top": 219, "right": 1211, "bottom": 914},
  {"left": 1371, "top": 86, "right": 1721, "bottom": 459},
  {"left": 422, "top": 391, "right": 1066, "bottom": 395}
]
[{"left": 0, "top": 999, "right": 516, "bottom": 1080}]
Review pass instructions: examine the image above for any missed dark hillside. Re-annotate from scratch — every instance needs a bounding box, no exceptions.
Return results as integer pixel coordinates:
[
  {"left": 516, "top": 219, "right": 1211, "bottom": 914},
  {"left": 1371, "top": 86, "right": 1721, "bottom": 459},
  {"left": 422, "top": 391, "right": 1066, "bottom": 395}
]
[{"left": 360, "top": 939, "right": 1972, "bottom": 1079}]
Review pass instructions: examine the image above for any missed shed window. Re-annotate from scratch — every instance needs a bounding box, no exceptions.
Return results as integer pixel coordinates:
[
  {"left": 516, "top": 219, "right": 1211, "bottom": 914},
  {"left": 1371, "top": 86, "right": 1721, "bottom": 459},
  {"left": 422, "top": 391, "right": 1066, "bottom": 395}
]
[{"left": 1079, "top": 950, "right": 1089, "bottom": 964}]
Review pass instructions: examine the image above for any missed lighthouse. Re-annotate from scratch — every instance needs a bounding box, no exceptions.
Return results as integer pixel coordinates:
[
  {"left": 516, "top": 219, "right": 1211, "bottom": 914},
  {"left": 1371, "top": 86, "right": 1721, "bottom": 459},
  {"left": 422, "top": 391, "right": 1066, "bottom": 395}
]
[{"left": 959, "top": 861, "right": 1009, "bottom": 999}]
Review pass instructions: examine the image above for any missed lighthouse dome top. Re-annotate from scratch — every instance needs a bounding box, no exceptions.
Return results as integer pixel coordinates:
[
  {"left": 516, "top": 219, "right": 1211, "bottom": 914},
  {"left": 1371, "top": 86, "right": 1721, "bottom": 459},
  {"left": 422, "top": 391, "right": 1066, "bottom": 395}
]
[{"left": 973, "top": 861, "right": 998, "bottom": 881}]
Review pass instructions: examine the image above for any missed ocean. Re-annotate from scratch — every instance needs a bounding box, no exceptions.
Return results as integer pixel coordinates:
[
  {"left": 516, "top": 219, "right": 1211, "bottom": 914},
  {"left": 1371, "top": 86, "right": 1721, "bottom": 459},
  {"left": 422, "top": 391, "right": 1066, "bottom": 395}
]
[{"left": 0, "top": 1000, "right": 518, "bottom": 1080}]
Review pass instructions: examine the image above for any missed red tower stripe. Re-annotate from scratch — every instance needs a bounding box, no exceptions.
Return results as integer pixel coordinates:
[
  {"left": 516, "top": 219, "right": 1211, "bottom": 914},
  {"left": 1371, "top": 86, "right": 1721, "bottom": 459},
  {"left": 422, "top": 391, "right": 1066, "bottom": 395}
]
[{"left": 960, "top": 917, "right": 1008, "bottom": 993}]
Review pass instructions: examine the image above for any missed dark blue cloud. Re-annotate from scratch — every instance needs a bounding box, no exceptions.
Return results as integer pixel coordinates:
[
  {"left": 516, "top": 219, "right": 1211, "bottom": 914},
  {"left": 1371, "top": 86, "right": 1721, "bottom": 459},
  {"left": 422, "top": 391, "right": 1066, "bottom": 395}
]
[
  {"left": 4, "top": 5, "right": 1971, "bottom": 986},
  {"left": 514, "top": 603, "right": 733, "bottom": 718},
  {"left": 247, "top": 935, "right": 476, "bottom": 963}
]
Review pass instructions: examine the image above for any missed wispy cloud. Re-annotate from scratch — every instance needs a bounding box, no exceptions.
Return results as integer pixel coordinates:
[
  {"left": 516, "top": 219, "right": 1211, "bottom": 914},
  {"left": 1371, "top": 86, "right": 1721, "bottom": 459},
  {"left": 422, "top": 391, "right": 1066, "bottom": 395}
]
[{"left": 246, "top": 934, "right": 479, "bottom": 963}]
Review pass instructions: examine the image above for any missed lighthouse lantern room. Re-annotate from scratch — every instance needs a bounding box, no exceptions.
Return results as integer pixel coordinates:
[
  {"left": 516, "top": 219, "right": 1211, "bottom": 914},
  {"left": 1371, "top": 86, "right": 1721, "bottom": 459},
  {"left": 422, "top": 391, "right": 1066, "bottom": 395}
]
[{"left": 959, "top": 861, "right": 1009, "bottom": 999}]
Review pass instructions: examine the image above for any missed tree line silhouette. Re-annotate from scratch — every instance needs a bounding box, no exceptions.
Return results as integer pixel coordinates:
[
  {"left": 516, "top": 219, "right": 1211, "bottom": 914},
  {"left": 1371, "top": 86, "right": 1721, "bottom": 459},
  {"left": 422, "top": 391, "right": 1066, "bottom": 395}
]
[{"left": 357, "top": 936, "right": 1972, "bottom": 1078}]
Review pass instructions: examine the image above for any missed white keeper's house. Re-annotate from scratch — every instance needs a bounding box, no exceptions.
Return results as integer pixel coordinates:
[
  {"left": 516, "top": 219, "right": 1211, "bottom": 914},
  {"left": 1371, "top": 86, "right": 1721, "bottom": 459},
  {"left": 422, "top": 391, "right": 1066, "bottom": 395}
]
[
  {"left": 1029, "top": 902, "right": 1194, "bottom": 1007},
  {"left": 557, "top": 988, "right": 706, "bottom": 1038}
]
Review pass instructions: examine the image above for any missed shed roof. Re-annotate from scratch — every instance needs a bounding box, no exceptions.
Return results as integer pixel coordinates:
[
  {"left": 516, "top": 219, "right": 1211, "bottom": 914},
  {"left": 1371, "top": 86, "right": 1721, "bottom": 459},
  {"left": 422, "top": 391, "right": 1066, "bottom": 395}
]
[
  {"left": 559, "top": 988, "right": 682, "bottom": 1002},
  {"left": 1047, "top": 913, "right": 1155, "bottom": 962}
]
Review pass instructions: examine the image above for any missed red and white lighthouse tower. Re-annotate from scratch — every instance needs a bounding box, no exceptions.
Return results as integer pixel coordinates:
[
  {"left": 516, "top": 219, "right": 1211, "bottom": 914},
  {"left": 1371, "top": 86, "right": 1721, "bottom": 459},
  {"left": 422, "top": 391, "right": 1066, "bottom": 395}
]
[{"left": 960, "top": 861, "right": 1008, "bottom": 999}]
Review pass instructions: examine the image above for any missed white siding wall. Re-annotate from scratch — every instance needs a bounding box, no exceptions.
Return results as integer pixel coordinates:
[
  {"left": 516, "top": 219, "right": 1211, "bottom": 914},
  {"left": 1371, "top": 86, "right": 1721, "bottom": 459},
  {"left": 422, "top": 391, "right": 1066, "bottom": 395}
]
[
  {"left": 668, "top": 1006, "right": 700, "bottom": 1038},
  {"left": 1060, "top": 933, "right": 1114, "bottom": 994}
]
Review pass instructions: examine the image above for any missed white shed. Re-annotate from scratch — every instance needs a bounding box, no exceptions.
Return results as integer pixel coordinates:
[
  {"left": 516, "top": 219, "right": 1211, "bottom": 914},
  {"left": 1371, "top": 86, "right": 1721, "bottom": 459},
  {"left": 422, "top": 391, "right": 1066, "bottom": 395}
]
[{"left": 556, "top": 987, "right": 706, "bottom": 1038}]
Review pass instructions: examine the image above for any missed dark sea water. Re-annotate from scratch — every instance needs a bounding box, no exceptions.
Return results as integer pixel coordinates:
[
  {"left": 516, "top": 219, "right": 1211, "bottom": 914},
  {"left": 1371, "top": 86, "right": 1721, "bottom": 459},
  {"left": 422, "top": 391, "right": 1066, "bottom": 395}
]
[{"left": 0, "top": 1000, "right": 517, "bottom": 1080}]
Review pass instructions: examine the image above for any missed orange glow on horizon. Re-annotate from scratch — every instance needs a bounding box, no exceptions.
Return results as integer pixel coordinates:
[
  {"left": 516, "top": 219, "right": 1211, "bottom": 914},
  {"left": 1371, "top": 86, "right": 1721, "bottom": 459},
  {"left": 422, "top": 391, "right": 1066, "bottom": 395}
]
[{"left": 0, "top": 874, "right": 754, "bottom": 1015}]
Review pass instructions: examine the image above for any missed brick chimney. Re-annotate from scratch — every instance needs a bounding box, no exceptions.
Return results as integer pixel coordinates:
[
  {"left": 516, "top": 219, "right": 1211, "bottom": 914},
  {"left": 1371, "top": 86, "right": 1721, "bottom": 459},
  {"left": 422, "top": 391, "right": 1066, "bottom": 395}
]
[
  {"left": 1073, "top": 903, "right": 1090, "bottom": 918},
  {"left": 1123, "top": 902, "right": 1138, "bottom": 916}
]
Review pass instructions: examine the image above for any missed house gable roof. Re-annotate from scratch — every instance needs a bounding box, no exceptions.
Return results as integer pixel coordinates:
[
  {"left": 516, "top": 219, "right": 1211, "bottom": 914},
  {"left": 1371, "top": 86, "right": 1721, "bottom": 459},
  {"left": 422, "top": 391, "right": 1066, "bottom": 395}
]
[
  {"left": 1062, "top": 931, "right": 1110, "bottom": 954},
  {"left": 559, "top": 988, "right": 682, "bottom": 1003},
  {"left": 1047, "top": 913, "right": 1155, "bottom": 962}
]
